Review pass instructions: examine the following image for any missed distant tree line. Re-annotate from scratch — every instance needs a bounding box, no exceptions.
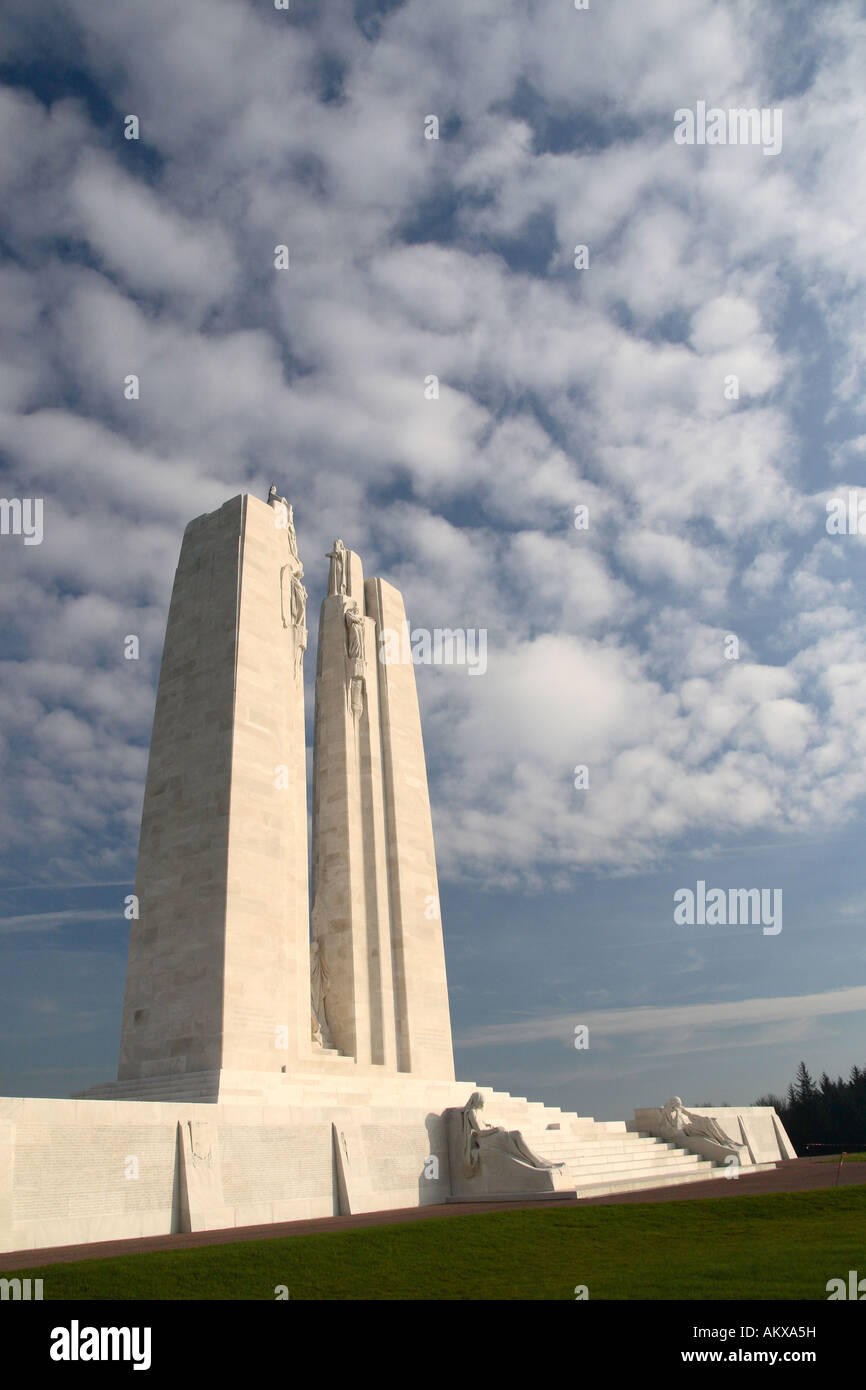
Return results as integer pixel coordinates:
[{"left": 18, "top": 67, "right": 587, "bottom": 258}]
[{"left": 756, "top": 1061, "right": 866, "bottom": 1153}]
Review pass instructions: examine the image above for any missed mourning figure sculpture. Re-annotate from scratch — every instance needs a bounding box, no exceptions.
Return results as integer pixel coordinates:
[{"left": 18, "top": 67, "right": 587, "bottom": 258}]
[{"left": 461, "top": 1092, "right": 564, "bottom": 1179}]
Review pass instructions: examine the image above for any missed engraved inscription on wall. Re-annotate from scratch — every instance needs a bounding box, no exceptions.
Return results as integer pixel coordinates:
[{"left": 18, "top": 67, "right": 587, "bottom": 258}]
[
  {"left": 218, "top": 1125, "right": 332, "bottom": 1204},
  {"left": 13, "top": 1125, "right": 176, "bottom": 1222},
  {"left": 361, "top": 1124, "right": 441, "bottom": 1194}
]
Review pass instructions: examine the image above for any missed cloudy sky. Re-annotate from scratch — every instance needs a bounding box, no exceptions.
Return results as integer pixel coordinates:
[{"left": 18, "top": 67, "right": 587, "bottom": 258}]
[{"left": 1, "top": 0, "right": 865, "bottom": 1122}]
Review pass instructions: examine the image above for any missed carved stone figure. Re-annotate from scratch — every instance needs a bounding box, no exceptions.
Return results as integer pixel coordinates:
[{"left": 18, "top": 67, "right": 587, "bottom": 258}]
[
  {"left": 279, "top": 564, "right": 291, "bottom": 629},
  {"left": 344, "top": 601, "right": 365, "bottom": 663},
  {"left": 294, "top": 625, "right": 307, "bottom": 684},
  {"left": 461, "top": 1092, "right": 564, "bottom": 1179},
  {"left": 310, "top": 939, "right": 333, "bottom": 1049},
  {"left": 655, "top": 1096, "right": 747, "bottom": 1166},
  {"left": 188, "top": 1120, "right": 213, "bottom": 1165},
  {"left": 268, "top": 483, "right": 288, "bottom": 527},
  {"left": 290, "top": 570, "right": 307, "bottom": 629},
  {"left": 661, "top": 1097, "right": 739, "bottom": 1148},
  {"left": 326, "top": 539, "right": 348, "bottom": 596},
  {"left": 284, "top": 503, "right": 299, "bottom": 563},
  {"left": 278, "top": 563, "right": 307, "bottom": 681},
  {"left": 268, "top": 486, "right": 299, "bottom": 562}
]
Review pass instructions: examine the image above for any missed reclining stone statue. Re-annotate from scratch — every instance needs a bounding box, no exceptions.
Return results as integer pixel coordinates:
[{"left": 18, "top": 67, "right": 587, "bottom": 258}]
[{"left": 656, "top": 1096, "right": 748, "bottom": 1165}]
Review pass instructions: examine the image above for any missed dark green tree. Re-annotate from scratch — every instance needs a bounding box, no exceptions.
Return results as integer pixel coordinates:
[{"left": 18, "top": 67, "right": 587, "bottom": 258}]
[{"left": 757, "top": 1059, "right": 866, "bottom": 1152}]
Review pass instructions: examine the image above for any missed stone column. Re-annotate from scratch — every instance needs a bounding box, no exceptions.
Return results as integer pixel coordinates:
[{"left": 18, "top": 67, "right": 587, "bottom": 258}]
[
  {"left": 310, "top": 560, "right": 454, "bottom": 1081},
  {"left": 118, "top": 493, "right": 310, "bottom": 1083},
  {"left": 366, "top": 578, "right": 454, "bottom": 1080},
  {"left": 310, "top": 553, "right": 397, "bottom": 1067}
]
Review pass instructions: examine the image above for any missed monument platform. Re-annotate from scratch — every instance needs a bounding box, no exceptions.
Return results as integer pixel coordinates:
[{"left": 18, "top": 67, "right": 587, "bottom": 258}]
[{"left": 0, "top": 1082, "right": 787, "bottom": 1254}]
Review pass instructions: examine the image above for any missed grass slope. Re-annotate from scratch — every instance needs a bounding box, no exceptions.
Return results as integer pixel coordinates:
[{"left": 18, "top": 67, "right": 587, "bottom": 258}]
[{"left": 7, "top": 1187, "right": 866, "bottom": 1301}]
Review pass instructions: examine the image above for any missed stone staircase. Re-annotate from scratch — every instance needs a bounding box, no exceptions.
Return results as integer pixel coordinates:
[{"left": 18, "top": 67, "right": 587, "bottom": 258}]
[
  {"left": 73, "top": 1070, "right": 224, "bottom": 1103},
  {"left": 474, "top": 1089, "right": 760, "bottom": 1199}
]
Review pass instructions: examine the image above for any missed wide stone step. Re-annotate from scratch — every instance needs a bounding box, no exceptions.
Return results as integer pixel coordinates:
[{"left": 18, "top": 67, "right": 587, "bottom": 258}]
[
  {"left": 566, "top": 1154, "right": 707, "bottom": 1179},
  {"left": 560, "top": 1142, "right": 701, "bottom": 1163},
  {"left": 538, "top": 1144, "right": 685, "bottom": 1162},
  {"left": 575, "top": 1164, "right": 725, "bottom": 1198},
  {"left": 524, "top": 1135, "right": 683, "bottom": 1157},
  {"left": 546, "top": 1152, "right": 691, "bottom": 1171},
  {"left": 531, "top": 1130, "right": 672, "bottom": 1145},
  {"left": 567, "top": 1143, "right": 702, "bottom": 1163}
]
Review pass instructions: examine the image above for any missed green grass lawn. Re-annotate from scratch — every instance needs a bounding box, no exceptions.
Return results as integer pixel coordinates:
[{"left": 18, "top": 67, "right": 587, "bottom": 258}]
[{"left": 7, "top": 1187, "right": 866, "bottom": 1300}]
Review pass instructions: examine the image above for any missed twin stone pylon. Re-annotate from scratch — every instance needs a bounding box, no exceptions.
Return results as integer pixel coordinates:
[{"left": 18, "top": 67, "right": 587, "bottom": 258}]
[
  {"left": 311, "top": 541, "right": 454, "bottom": 1079},
  {"left": 116, "top": 492, "right": 453, "bottom": 1098}
]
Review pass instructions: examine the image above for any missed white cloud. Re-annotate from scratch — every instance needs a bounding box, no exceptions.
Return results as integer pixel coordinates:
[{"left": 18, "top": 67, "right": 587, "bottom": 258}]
[
  {"left": 0, "top": 0, "right": 865, "bottom": 893},
  {"left": 69, "top": 155, "right": 237, "bottom": 308},
  {"left": 457, "top": 985, "right": 866, "bottom": 1047}
]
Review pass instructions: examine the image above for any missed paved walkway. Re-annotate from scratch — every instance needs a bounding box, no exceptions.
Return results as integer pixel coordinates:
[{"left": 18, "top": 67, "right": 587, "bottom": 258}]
[{"left": 1, "top": 1156, "right": 863, "bottom": 1271}]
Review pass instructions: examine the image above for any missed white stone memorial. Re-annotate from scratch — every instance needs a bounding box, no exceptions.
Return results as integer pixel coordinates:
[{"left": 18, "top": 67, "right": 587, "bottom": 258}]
[{"left": 0, "top": 492, "right": 796, "bottom": 1254}]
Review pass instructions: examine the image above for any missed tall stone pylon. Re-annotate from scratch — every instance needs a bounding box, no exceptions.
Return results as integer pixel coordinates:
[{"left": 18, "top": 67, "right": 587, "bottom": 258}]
[
  {"left": 117, "top": 492, "right": 311, "bottom": 1087},
  {"left": 311, "top": 545, "right": 454, "bottom": 1081}
]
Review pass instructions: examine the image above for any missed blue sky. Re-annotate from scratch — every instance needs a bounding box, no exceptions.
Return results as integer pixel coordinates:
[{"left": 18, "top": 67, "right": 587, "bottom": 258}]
[{"left": 1, "top": 0, "right": 865, "bottom": 1121}]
